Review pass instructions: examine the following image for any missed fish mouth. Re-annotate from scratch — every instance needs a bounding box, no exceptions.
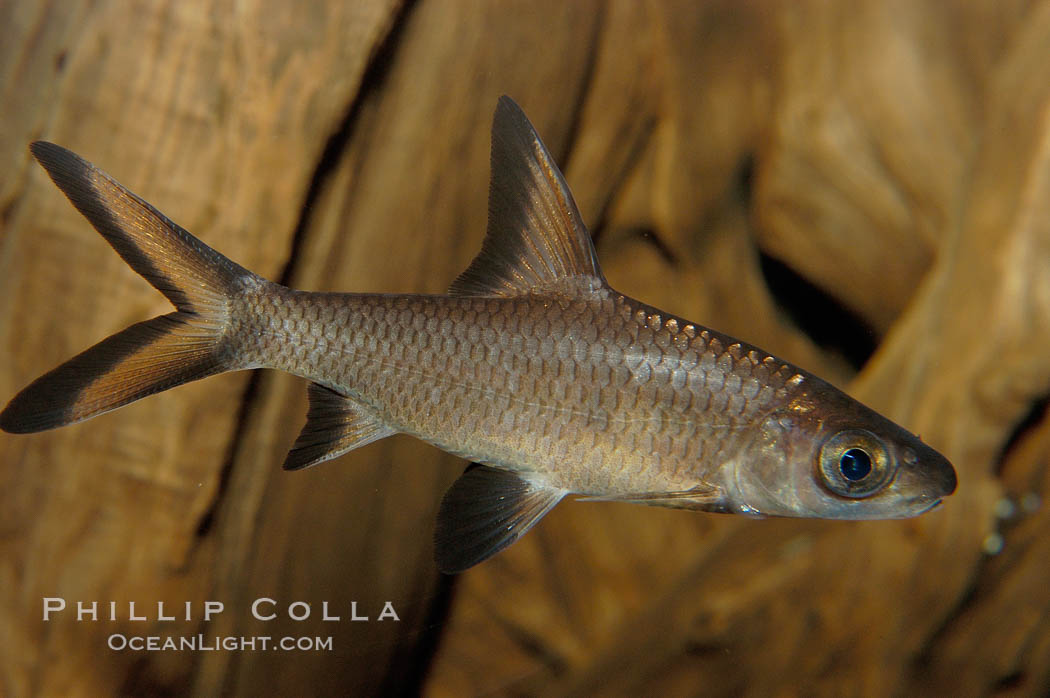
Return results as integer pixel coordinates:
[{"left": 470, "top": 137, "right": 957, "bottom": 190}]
[
  {"left": 908, "top": 455, "right": 955, "bottom": 516},
  {"left": 916, "top": 498, "right": 943, "bottom": 515}
]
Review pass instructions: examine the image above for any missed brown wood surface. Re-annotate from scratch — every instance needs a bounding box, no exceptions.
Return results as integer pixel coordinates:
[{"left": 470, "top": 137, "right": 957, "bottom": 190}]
[{"left": 2, "top": 1, "right": 1048, "bottom": 695}]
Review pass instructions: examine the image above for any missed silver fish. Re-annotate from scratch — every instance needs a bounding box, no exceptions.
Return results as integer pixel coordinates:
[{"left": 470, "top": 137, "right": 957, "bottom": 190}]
[{"left": 1, "top": 97, "right": 956, "bottom": 573}]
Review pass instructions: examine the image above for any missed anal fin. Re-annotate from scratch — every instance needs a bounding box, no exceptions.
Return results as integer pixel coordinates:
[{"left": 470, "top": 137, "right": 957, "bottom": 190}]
[
  {"left": 283, "top": 383, "right": 395, "bottom": 471},
  {"left": 434, "top": 464, "right": 564, "bottom": 574}
]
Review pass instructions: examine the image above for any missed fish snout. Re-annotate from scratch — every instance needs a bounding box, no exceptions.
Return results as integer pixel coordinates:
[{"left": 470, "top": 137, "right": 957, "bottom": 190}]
[
  {"left": 926, "top": 452, "right": 957, "bottom": 498},
  {"left": 904, "top": 444, "right": 957, "bottom": 499}
]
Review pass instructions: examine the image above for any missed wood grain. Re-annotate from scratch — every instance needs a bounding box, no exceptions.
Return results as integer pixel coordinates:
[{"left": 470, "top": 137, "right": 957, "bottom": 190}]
[{"left": 2, "top": 1, "right": 1049, "bottom": 696}]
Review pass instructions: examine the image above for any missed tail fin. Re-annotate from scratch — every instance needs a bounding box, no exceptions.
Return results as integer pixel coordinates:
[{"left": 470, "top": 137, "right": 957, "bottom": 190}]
[{"left": 0, "top": 142, "right": 259, "bottom": 433}]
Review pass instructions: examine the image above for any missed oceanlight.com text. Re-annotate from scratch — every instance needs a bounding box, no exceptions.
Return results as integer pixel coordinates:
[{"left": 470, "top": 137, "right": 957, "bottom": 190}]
[{"left": 108, "top": 634, "right": 334, "bottom": 652}]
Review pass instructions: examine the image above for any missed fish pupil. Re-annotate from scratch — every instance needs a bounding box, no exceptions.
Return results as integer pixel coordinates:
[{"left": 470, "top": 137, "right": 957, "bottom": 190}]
[{"left": 839, "top": 448, "right": 872, "bottom": 481}]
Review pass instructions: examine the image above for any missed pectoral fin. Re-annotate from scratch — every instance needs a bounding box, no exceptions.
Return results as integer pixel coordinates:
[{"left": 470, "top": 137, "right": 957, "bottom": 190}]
[
  {"left": 434, "top": 464, "right": 564, "bottom": 574},
  {"left": 577, "top": 484, "right": 728, "bottom": 512},
  {"left": 282, "top": 383, "right": 395, "bottom": 470}
]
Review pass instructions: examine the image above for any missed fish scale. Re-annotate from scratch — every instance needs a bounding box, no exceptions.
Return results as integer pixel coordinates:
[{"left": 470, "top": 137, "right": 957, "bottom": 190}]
[
  {"left": 231, "top": 285, "right": 804, "bottom": 497},
  {"left": 1, "top": 96, "right": 956, "bottom": 573}
]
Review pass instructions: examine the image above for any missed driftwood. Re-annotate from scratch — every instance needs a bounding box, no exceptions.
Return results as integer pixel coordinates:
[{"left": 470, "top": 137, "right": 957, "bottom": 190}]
[{"left": 2, "top": 1, "right": 1048, "bottom": 695}]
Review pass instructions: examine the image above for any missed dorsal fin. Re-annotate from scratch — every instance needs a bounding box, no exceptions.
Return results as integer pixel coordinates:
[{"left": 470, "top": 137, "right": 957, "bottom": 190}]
[{"left": 448, "top": 96, "right": 607, "bottom": 299}]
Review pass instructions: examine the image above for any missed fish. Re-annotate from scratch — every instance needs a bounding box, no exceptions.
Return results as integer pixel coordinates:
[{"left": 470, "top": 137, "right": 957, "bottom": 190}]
[{"left": 1, "top": 96, "right": 956, "bottom": 573}]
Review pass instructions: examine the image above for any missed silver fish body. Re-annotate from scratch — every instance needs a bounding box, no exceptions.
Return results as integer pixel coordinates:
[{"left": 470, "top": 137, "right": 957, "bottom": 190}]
[
  {"left": 1, "top": 97, "right": 956, "bottom": 573},
  {"left": 241, "top": 288, "right": 805, "bottom": 499}
]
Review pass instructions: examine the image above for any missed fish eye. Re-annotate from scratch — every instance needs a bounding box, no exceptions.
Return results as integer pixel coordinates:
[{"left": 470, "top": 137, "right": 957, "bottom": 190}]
[
  {"left": 818, "top": 430, "right": 895, "bottom": 498},
  {"left": 839, "top": 448, "right": 871, "bottom": 481}
]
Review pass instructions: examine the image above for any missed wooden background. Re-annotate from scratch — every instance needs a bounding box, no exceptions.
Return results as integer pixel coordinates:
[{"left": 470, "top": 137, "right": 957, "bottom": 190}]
[{"left": 2, "top": 0, "right": 1049, "bottom": 695}]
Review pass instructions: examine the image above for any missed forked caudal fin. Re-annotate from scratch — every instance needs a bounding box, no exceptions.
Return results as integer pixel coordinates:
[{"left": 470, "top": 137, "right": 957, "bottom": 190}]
[{"left": 0, "top": 142, "right": 260, "bottom": 433}]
